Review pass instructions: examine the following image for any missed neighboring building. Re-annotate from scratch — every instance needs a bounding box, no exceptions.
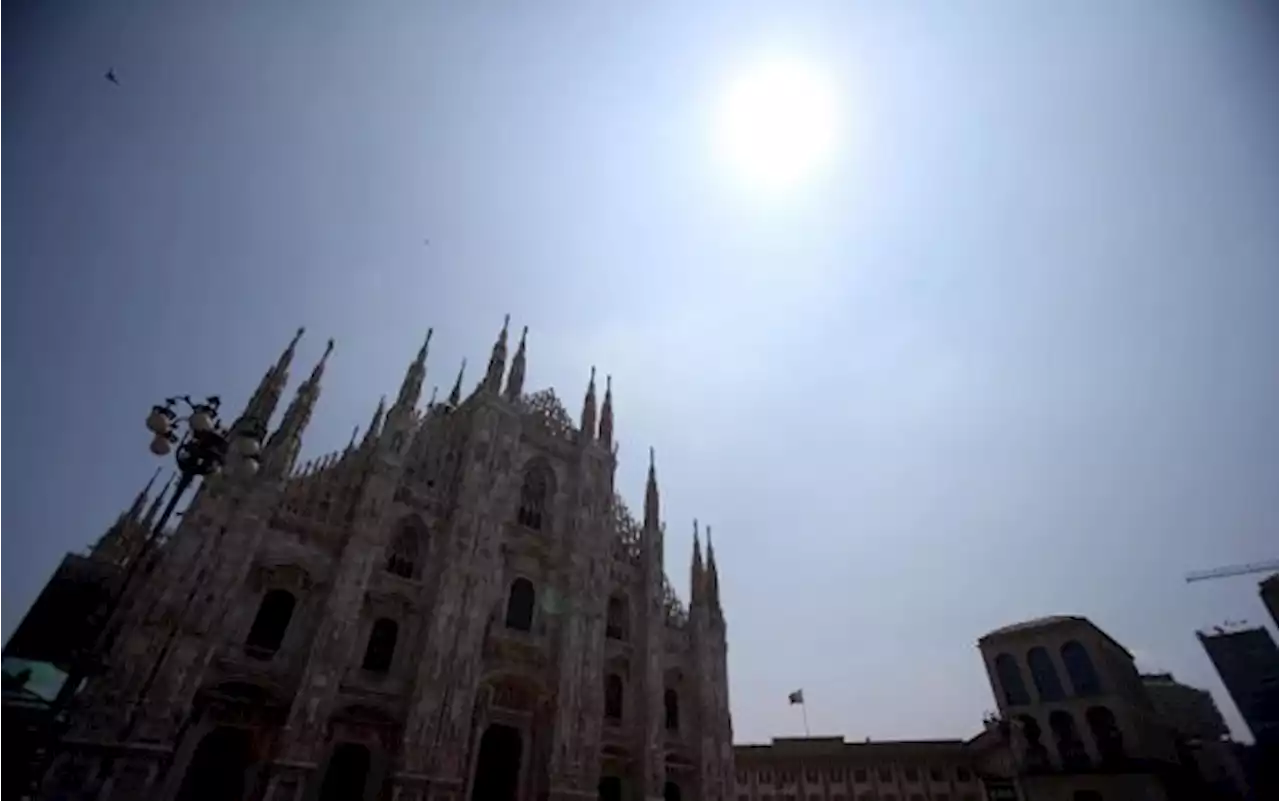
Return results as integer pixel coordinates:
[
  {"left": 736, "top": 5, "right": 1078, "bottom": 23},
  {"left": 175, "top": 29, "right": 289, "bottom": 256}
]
[
  {"left": 1197, "top": 627, "right": 1279, "bottom": 746},
  {"left": 1139, "top": 673, "right": 1248, "bottom": 800},
  {"left": 0, "top": 547, "right": 128, "bottom": 798},
  {"left": 963, "top": 722, "right": 1022, "bottom": 801},
  {"left": 3, "top": 551, "right": 131, "bottom": 677},
  {"left": 733, "top": 736, "right": 995, "bottom": 801},
  {"left": 1259, "top": 575, "right": 1278, "bottom": 625},
  {"left": 977, "top": 615, "right": 1181, "bottom": 800},
  {"left": 1139, "top": 673, "right": 1227, "bottom": 742},
  {"left": 37, "top": 321, "right": 734, "bottom": 801}
]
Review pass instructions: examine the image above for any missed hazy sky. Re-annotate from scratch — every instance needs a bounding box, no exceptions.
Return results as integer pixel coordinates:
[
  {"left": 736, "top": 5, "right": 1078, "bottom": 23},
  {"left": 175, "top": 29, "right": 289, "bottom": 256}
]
[{"left": 4, "top": 0, "right": 1275, "bottom": 744}]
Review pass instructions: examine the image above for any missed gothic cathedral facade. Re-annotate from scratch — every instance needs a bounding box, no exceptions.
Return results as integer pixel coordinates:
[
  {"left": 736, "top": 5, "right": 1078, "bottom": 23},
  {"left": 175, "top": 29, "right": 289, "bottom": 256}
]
[{"left": 45, "top": 319, "right": 734, "bottom": 801}]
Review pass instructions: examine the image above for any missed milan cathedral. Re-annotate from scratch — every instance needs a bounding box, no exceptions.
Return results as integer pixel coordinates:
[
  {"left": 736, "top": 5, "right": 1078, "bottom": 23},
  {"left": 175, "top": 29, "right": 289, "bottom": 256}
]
[{"left": 44, "top": 318, "right": 734, "bottom": 801}]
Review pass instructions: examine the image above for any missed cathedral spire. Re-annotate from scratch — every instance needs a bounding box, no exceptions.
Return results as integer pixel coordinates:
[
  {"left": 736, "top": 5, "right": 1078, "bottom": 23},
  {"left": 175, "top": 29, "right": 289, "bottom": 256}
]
[
  {"left": 644, "top": 446, "right": 660, "bottom": 531},
  {"left": 125, "top": 467, "right": 163, "bottom": 524},
  {"left": 505, "top": 326, "right": 528, "bottom": 401},
  {"left": 448, "top": 360, "right": 467, "bottom": 406},
  {"left": 238, "top": 327, "right": 304, "bottom": 430},
  {"left": 598, "top": 375, "right": 614, "bottom": 447},
  {"left": 263, "top": 339, "right": 334, "bottom": 477},
  {"left": 706, "top": 524, "right": 721, "bottom": 611},
  {"left": 691, "top": 519, "right": 705, "bottom": 607},
  {"left": 483, "top": 315, "right": 510, "bottom": 392},
  {"left": 580, "top": 366, "right": 598, "bottom": 438},
  {"left": 94, "top": 467, "right": 161, "bottom": 564},
  {"left": 362, "top": 396, "right": 386, "bottom": 447},
  {"left": 303, "top": 339, "right": 334, "bottom": 390},
  {"left": 394, "top": 329, "right": 432, "bottom": 411},
  {"left": 141, "top": 472, "right": 176, "bottom": 531}
]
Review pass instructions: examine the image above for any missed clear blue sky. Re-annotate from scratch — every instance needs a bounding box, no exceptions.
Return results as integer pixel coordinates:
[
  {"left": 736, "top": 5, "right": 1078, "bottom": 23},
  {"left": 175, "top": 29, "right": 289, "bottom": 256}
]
[{"left": 3, "top": 0, "right": 1275, "bottom": 743}]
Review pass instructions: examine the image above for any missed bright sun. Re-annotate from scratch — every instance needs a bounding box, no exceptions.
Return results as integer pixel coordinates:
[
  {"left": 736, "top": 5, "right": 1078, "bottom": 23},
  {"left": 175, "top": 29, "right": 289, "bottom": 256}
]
[{"left": 713, "top": 57, "right": 840, "bottom": 192}]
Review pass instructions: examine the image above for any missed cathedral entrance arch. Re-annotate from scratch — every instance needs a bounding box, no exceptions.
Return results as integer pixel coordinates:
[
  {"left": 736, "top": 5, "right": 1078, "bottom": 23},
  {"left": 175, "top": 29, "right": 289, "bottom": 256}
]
[
  {"left": 317, "top": 742, "right": 372, "bottom": 801},
  {"left": 470, "top": 724, "right": 523, "bottom": 801},
  {"left": 598, "top": 775, "right": 623, "bottom": 801},
  {"left": 174, "top": 726, "right": 254, "bottom": 801},
  {"left": 663, "top": 780, "right": 682, "bottom": 801}
]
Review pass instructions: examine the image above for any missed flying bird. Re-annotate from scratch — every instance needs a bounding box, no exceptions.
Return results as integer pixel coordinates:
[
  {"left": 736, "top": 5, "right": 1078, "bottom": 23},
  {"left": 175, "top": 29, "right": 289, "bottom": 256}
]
[{"left": 105, "top": 68, "right": 120, "bottom": 86}]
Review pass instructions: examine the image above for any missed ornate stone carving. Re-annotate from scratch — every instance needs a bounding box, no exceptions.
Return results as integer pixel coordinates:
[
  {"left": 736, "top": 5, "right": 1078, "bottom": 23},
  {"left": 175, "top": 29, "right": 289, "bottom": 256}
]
[{"left": 519, "top": 389, "right": 576, "bottom": 441}]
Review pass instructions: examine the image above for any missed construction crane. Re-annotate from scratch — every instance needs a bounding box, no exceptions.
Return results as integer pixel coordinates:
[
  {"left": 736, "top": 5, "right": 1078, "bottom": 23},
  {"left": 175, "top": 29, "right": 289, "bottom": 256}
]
[{"left": 1184, "top": 560, "right": 1279, "bottom": 584}]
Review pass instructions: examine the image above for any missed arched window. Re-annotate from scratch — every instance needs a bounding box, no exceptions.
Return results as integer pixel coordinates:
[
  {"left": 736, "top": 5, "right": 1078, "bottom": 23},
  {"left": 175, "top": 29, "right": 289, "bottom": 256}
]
[
  {"left": 1061, "top": 641, "right": 1102, "bottom": 696},
  {"left": 386, "top": 519, "right": 423, "bottom": 579},
  {"left": 245, "top": 589, "right": 295, "bottom": 657},
  {"left": 318, "top": 743, "right": 371, "bottom": 801},
  {"left": 604, "top": 674, "right": 624, "bottom": 720},
  {"left": 1086, "top": 706, "right": 1125, "bottom": 763},
  {"left": 606, "top": 595, "right": 627, "bottom": 640},
  {"left": 505, "top": 578, "right": 535, "bottom": 631},
  {"left": 599, "top": 776, "right": 623, "bottom": 801},
  {"left": 361, "top": 618, "right": 398, "bottom": 673},
  {"left": 174, "top": 726, "right": 253, "bottom": 801},
  {"left": 1049, "top": 710, "right": 1090, "bottom": 770},
  {"left": 516, "top": 462, "right": 553, "bottom": 530},
  {"left": 1016, "top": 714, "right": 1050, "bottom": 771},
  {"left": 664, "top": 688, "right": 680, "bottom": 731},
  {"left": 1027, "top": 647, "right": 1065, "bottom": 702},
  {"left": 994, "top": 652, "right": 1030, "bottom": 706}
]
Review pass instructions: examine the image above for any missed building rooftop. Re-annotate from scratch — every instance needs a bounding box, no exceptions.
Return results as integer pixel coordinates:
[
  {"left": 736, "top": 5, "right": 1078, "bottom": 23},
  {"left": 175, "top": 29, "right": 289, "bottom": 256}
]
[
  {"left": 978, "top": 614, "right": 1133, "bottom": 659},
  {"left": 734, "top": 737, "right": 969, "bottom": 760},
  {"left": 980, "top": 615, "right": 1084, "bottom": 638}
]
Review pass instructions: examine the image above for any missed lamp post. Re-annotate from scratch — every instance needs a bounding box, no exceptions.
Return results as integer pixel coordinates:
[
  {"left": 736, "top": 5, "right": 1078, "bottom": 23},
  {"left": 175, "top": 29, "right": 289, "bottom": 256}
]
[
  {"left": 144, "top": 395, "right": 266, "bottom": 526},
  {"left": 116, "top": 395, "right": 264, "bottom": 633},
  {"left": 34, "top": 396, "right": 266, "bottom": 794}
]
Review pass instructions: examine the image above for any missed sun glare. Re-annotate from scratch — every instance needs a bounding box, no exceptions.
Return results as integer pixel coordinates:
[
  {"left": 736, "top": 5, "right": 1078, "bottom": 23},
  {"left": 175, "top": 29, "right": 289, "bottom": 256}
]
[{"left": 713, "top": 57, "right": 840, "bottom": 193}]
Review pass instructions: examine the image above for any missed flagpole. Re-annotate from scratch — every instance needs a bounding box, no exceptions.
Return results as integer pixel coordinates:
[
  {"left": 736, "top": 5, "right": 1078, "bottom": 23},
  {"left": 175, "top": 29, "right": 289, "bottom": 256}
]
[{"left": 801, "top": 700, "right": 810, "bottom": 736}]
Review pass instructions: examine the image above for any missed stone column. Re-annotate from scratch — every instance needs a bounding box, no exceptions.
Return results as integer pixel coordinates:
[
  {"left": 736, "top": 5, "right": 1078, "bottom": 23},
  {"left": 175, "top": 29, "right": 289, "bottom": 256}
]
[
  {"left": 398, "top": 416, "right": 515, "bottom": 799},
  {"left": 262, "top": 469, "right": 400, "bottom": 799},
  {"left": 548, "top": 465, "right": 611, "bottom": 801},
  {"left": 260, "top": 539, "right": 381, "bottom": 797},
  {"left": 634, "top": 524, "right": 667, "bottom": 801}
]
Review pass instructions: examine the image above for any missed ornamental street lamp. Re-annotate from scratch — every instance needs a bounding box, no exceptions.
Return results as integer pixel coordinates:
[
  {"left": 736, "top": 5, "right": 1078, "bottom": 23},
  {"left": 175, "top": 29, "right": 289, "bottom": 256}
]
[{"left": 143, "top": 395, "right": 264, "bottom": 533}]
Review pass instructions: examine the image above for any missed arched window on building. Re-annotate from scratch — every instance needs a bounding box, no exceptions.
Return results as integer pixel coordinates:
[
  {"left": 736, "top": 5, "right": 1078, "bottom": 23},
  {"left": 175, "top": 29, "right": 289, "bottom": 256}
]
[
  {"left": 386, "top": 518, "right": 424, "bottom": 579},
  {"left": 599, "top": 777, "right": 623, "bottom": 801},
  {"left": 664, "top": 688, "right": 680, "bottom": 731},
  {"left": 174, "top": 726, "right": 253, "bottom": 801},
  {"left": 516, "top": 462, "right": 554, "bottom": 530},
  {"left": 1017, "top": 714, "right": 1050, "bottom": 771},
  {"left": 245, "top": 589, "right": 296, "bottom": 658},
  {"left": 606, "top": 595, "right": 627, "bottom": 640},
  {"left": 1061, "top": 641, "right": 1102, "bottom": 696},
  {"left": 1027, "top": 646, "right": 1065, "bottom": 702},
  {"left": 361, "top": 618, "right": 398, "bottom": 673},
  {"left": 994, "top": 652, "right": 1031, "bottom": 706},
  {"left": 604, "top": 674, "right": 624, "bottom": 721},
  {"left": 318, "top": 743, "right": 371, "bottom": 801},
  {"left": 1086, "top": 706, "right": 1125, "bottom": 763},
  {"left": 1049, "top": 710, "right": 1090, "bottom": 770},
  {"left": 505, "top": 578, "right": 535, "bottom": 632}
]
